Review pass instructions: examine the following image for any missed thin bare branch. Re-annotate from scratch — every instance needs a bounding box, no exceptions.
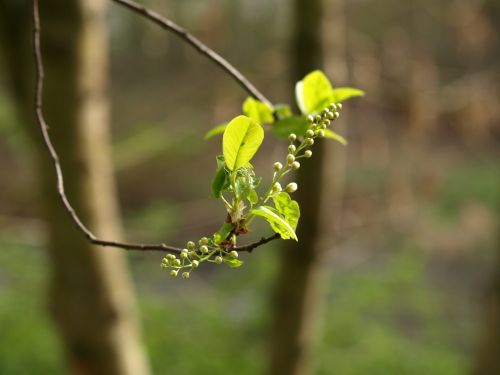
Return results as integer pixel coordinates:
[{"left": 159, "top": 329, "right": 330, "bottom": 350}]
[
  {"left": 31, "top": 0, "right": 278, "bottom": 254},
  {"left": 111, "top": 0, "right": 273, "bottom": 107}
]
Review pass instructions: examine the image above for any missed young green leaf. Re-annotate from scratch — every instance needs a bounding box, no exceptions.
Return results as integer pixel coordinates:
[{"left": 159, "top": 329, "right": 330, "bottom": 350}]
[
  {"left": 271, "top": 116, "right": 309, "bottom": 139},
  {"left": 223, "top": 257, "right": 244, "bottom": 268},
  {"left": 211, "top": 155, "right": 230, "bottom": 197},
  {"left": 242, "top": 97, "right": 274, "bottom": 124},
  {"left": 213, "top": 222, "right": 234, "bottom": 244},
  {"left": 250, "top": 205, "right": 298, "bottom": 241},
  {"left": 204, "top": 123, "right": 228, "bottom": 140},
  {"left": 274, "top": 104, "right": 293, "bottom": 120},
  {"left": 223, "top": 115, "right": 264, "bottom": 171},
  {"left": 273, "top": 192, "right": 300, "bottom": 230},
  {"left": 295, "top": 70, "right": 334, "bottom": 114},
  {"left": 323, "top": 129, "right": 348, "bottom": 145},
  {"left": 331, "top": 87, "right": 365, "bottom": 103}
]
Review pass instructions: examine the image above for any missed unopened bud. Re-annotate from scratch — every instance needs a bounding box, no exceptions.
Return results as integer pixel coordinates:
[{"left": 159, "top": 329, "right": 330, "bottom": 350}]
[
  {"left": 170, "top": 269, "right": 179, "bottom": 277},
  {"left": 173, "top": 259, "right": 181, "bottom": 267},
  {"left": 306, "top": 129, "right": 314, "bottom": 138},
  {"left": 329, "top": 103, "right": 338, "bottom": 111},
  {"left": 306, "top": 115, "right": 315, "bottom": 124},
  {"left": 288, "top": 133, "right": 297, "bottom": 142},
  {"left": 200, "top": 245, "right": 209, "bottom": 254},
  {"left": 273, "top": 182, "right": 282, "bottom": 193},
  {"left": 187, "top": 241, "right": 196, "bottom": 250},
  {"left": 304, "top": 150, "right": 312, "bottom": 158},
  {"left": 230, "top": 251, "right": 238, "bottom": 258},
  {"left": 199, "top": 237, "right": 209, "bottom": 246},
  {"left": 306, "top": 138, "right": 314, "bottom": 146},
  {"left": 287, "top": 154, "right": 295, "bottom": 164},
  {"left": 337, "top": 103, "right": 343, "bottom": 110},
  {"left": 317, "top": 130, "right": 325, "bottom": 137},
  {"left": 314, "top": 115, "right": 322, "bottom": 123},
  {"left": 215, "top": 256, "right": 223, "bottom": 264},
  {"left": 291, "top": 161, "right": 300, "bottom": 170},
  {"left": 182, "top": 272, "right": 190, "bottom": 279},
  {"left": 286, "top": 183, "right": 298, "bottom": 193},
  {"left": 192, "top": 260, "right": 199, "bottom": 268},
  {"left": 288, "top": 144, "right": 296, "bottom": 153},
  {"left": 273, "top": 162, "right": 283, "bottom": 172}
]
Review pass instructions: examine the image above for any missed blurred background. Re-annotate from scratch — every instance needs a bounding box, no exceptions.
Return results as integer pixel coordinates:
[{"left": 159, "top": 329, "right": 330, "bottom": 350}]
[{"left": 0, "top": 0, "right": 499, "bottom": 374}]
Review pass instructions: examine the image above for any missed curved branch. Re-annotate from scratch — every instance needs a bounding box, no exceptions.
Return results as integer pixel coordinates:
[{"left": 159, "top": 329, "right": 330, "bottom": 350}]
[
  {"left": 111, "top": 0, "right": 273, "bottom": 108},
  {"left": 31, "top": 0, "right": 278, "bottom": 255}
]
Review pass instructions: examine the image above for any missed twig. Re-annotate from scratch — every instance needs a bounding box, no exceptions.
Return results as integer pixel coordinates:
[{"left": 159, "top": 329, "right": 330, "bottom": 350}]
[
  {"left": 31, "top": 0, "right": 279, "bottom": 254},
  {"left": 111, "top": 0, "right": 272, "bottom": 108}
]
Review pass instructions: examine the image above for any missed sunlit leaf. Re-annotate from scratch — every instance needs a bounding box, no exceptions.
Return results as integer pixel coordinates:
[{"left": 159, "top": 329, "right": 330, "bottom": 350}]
[
  {"left": 211, "top": 155, "right": 230, "bottom": 197},
  {"left": 331, "top": 87, "right": 365, "bottom": 103},
  {"left": 242, "top": 97, "right": 274, "bottom": 124},
  {"left": 250, "top": 205, "right": 298, "bottom": 241},
  {"left": 223, "top": 115, "right": 264, "bottom": 171},
  {"left": 323, "top": 129, "right": 348, "bottom": 145},
  {"left": 223, "top": 257, "right": 244, "bottom": 268},
  {"left": 273, "top": 192, "right": 300, "bottom": 230},
  {"left": 204, "top": 123, "right": 227, "bottom": 140},
  {"left": 295, "top": 70, "right": 334, "bottom": 114},
  {"left": 271, "top": 116, "right": 308, "bottom": 139}
]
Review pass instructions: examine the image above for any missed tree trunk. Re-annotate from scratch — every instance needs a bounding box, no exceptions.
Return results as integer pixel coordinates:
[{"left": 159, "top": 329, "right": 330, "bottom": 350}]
[
  {"left": 0, "top": 1, "right": 151, "bottom": 374},
  {"left": 268, "top": 0, "right": 330, "bottom": 374},
  {"left": 472, "top": 248, "right": 500, "bottom": 375}
]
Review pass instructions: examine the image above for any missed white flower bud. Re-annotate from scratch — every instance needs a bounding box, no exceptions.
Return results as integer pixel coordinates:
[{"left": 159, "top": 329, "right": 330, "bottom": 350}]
[
  {"left": 170, "top": 269, "right": 179, "bottom": 277},
  {"left": 200, "top": 245, "right": 209, "bottom": 254},
  {"left": 215, "top": 256, "right": 223, "bottom": 264},
  {"left": 314, "top": 115, "right": 322, "bottom": 123},
  {"left": 188, "top": 251, "right": 197, "bottom": 258},
  {"left": 173, "top": 259, "right": 181, "bottom": 267},
  {"left": 334, "top": 111, "right": 340, "bottom": 119},
  {"left": 199, "top": 237, "right": 208, "bottom": 246},
  {"left": 285, "top": 183, "right": 298, "bottom": 193},
  {"left": 306, "top": 138, "right": 314, "bottom": 146},
  {"left": 273, "top": 182, "right": 282, "bottom": 193},
  {"left": 306, "top": 129, "right": 314, "bottom": 137},
  {"left": 337, "top": 103, "right": 343, "bottom": 110},
  {"left": 187, "top": 241, "right": 195, "bottom": 250},
  {"left": 192, "top": 260, "right": 199, "bottom": 268},
  {"left": 306, "top": 115, "right": 315, "bottom": 124},
  {"left": 304, "top": 150, "right": 312, "bottom": 158},
  {"left": 287, "top": 154, "right": 295, "bottom": 164},
  {"left": 326, "top": 111, "right": 334, "bottom": 120},
  {"left": 182, "top": 272, "right": 190, "bottom": 279},
  {"left": 181, "top": 251, "right": 188, "bottom": 259},
  {"left": 166, "top": 254, "right": 176, "bottom": 260},
  {"left": 291, "top": 161, "right": 300, "bottom": 170},
  {"left": 273, "top": 162, "right": 283, "bottom": 172},
  {"left": 288, "top": 144, "right": 296, "bottom": 153},
  {"left": 230, "top": 251, "right": 238, "bottom": 258},
  {"left": 288, "top": 133, "right": 297, "bottom": 142},
  {"left": 329, "top": 102, "right": 338, "bottom": 111},
  {"left": 317, "top": 130, "right": 325, "bottom": 137}
]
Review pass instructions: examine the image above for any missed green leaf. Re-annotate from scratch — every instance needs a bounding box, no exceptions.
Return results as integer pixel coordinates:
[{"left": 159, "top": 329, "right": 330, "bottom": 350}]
[
  {"left": 251, "top": 205, "right": 298, "bottom": 241},
  {"left": 271, "top": 116, "right": 308, "bottom": 139},
  {"left": 331, "top": 87, "right": 365, "bottom": 103},
  {"left": 211, "top": 155, "right": 230, "bottom": 197},
  {"left": 223, "top": 257, "right": 244, "bottom": 268},
  {"left": 213, "top": 222, "right": 234, "bottom": 244},
  {"left": 248, "top": 189, "right": 258, "bottom": 205},
  {"left": 274, "top": 104, "right": 293, "bottom": 120},
  {"left": 223, "top": 115, "right": 264, "bottom": 171},
  {"left": 273, "top": 192, "right": 300, "bottom": 230},
  {"left": 295, "top": 70, "right": 334, "bottom": 114},
  {"left": 242, "top": 97, "right": 274, "bottom": 124},
  {"left": 323, "top": 129, "right": 348, "bottom": 145},
  {"left": 204, "top": 123, "right": 227, "bottom": 140}
]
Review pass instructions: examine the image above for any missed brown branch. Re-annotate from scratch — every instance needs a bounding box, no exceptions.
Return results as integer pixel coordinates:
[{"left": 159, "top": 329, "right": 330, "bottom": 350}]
[
  {"left": 31, "top": 0, "right": 279, "bottom": 254},
  {"left": 111, "top": 0, "right": 273, "bottom": 108}
]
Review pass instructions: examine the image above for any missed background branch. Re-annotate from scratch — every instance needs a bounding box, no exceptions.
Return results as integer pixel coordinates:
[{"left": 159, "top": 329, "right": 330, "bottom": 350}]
[
  {"left": 111, "top": 0, "right": 273, "bottom": 107},
  {"left": 31, "top": 0, "right": 278, "bottom": 254}
]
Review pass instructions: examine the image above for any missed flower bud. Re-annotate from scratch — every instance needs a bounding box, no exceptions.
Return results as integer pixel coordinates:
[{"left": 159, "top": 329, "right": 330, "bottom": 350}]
[
  {"left": 273, "top": 162, "right": 283, "bottom": 172},
  {"left": 187, "top": 241, "right": 196, "bottom": 250},
  {"left": 200, "top": 245, "right": 208, "bottom": 254},
  {"left": 334, "top": 111, "right": 340, "bottom": 119},
  {"left": 230, "top": 251, "right": 238, "bottom": 258},
  {"left": 215, "top": 256, "right": 223, "bottom": 264},
  {"left": 329, "top": 102, "right": 338, "bottom": 111},
  {"left": 304, "top": 150, "right": 312, "bottom": 158},
  {"left": 286, "top": 183, "right": 298, "bottom": 193},
  {"left": 173, "top": 259, "right": 181, "bottom": 267},
  {"left": 272, "top": 182, "right": 282, "bottom": 193},
  {"left": 306, "top": 115, "right": 315, "bottom": 124},
  {"left": 288, "top": 133, "right": 297, "bottom": 142},
  {"left": 337, "top": 103, "right": 343, "bottom": 110},
  {"left": 288, "top": 144, "right": 296, "bottom": 153},
  {"left": 199, "top": 237, "right": 209, "bottom": 246},
  {"left": 326, "top": 111, "right": 334, "bottom": 120},
  {"left": 192, "top": 260, "right": 199, "bottom": 268},
  {"left": 182, "top": 272, "right": 190, "bottom": 279},
  {"left": 180, "top": 251, "right": 188, "bottom": 259},
  {"left": 314, "top": 114, "right": 322, "bottom": 123},
  {"left": 291, "top": 161, "right": 300, "bottom": 170},
  {"left": 188, "top": 251, "right": 197, "bottom": 258},
  {"left": 287, "top": 154, "right": 295, "bottom": 164},
  {"left": 306, "top": 138, "right": 314, "bottom": 146},
  {"left": 306, "top": 129, "right": 314, "bottom": 137},
  {"left": 167, "top": 254, "right": 176, "bottom": 260},
  {"left": 317, "top": 130, "right": 325, "bottom": 137},
  {"left": 170, "top": 269, "right": 179, "bottom": 277},
  {"left": 322, "top": 120, "right": 330, "bottom": 127}
]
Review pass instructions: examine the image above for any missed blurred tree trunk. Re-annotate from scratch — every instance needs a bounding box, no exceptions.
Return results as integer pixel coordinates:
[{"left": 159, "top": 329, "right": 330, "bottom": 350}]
[
  {"left": 472, "top": 249, "right": 500, "bottom": 375},
  {"left": 0, "top": 1, "right": 150, "bottom": 374},
  {"left": 268, "top": 0, "right": 348, "bottom": 374}
]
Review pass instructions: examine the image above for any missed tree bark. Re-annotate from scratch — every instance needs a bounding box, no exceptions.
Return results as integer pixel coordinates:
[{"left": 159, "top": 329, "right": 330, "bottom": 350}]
[
  {"left": 0, "top": 1, "right": 151, "bottom": 374},
  {"left": 268, "top": 0, "right": 328, "bottom": 374}
]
